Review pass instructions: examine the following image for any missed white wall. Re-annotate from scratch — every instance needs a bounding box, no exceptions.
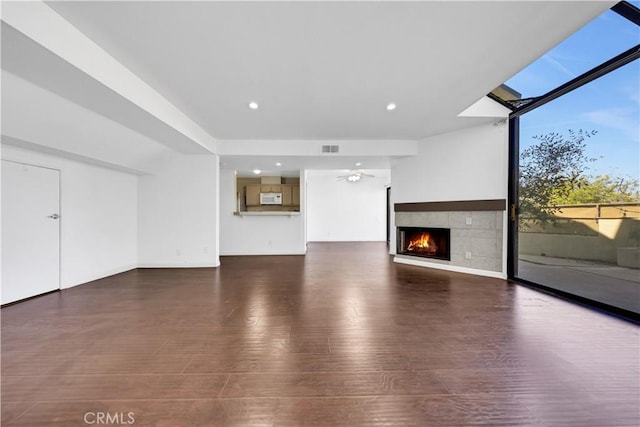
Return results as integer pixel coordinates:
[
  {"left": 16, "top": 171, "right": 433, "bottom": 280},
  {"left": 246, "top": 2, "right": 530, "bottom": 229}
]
[
  {"left": 392, "top": 122, "right": 508, "bottom": 204},
  {"left": 138, "top": 153, "right": 220, "bottom": 267},
  {"left": 1, "top": 144, "right": 138, "bottom": 288},
  {"left": 219, "top": 169, "right": 306, "bottom": 255},
  {"left": 306, "top": 169, "right": 390, "bottom": 242}
]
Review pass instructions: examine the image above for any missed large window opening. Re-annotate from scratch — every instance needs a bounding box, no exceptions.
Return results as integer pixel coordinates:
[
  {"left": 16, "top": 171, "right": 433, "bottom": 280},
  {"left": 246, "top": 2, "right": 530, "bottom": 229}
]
[{"left": 506, "top": 1, "right": 640, "bottom": 317}]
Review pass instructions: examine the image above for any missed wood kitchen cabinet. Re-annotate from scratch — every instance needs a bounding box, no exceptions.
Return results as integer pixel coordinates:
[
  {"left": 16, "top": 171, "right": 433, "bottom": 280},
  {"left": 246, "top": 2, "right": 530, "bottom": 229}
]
[
  {"left": 245, "top": 185, "right": 261, "bottom": 206},
  {"left": 280, "top": 185, "right": 300, "bottom": 206},
  {"left": 281, "top": 185, "right": 293, "bottom": 205},
  {"left": 260, "top": 185, "right": 282, "bottom": 193},
  {"left": 292, "top": 185, "right": 300, "bottom": 205}
]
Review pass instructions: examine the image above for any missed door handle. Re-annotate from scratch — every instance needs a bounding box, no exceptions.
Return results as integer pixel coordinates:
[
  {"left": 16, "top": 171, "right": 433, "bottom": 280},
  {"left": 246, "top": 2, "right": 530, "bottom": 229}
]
[
  {"left": 48, "top": 213, "right": 60, "bottom": 219},
  {"left": 510, "top": 204, "right": 517, "bottom": 222}
]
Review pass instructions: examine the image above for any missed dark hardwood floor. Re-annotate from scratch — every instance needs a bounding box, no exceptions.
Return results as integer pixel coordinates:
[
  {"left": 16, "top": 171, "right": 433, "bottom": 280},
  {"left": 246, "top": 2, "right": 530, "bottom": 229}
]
[{"left": 2, "top": 242, "right": 639, "bottom": 426}]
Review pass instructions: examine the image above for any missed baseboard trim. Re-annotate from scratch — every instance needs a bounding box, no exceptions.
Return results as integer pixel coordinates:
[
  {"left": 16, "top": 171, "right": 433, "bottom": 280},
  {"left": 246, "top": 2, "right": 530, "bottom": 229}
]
[
  {"left": 137, "top": 262, "right": 221, "bottom": 268},
  {"left": 61, "top": 264, "right": 137, "bottom": 289},
  {"left": 393, "top": 256, "right": 507, "bottom": 279},
  {"left": 1, "top": 289, "right": 59, "bottom": 308},
  {"left": 220, "top": 250, "right": 307, "bottom": 256}
]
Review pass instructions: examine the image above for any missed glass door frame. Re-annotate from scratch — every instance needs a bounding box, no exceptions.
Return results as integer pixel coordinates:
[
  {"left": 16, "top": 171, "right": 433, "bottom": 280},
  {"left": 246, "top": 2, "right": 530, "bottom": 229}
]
[{"left": 506, "top": 1, "right": 640, "bottom": 320}]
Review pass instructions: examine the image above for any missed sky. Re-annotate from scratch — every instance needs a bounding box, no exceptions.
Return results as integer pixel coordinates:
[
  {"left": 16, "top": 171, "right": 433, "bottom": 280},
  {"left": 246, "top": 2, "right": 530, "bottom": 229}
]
[{"left": 505, "top": 6, "right": 639, "bottom": 181}]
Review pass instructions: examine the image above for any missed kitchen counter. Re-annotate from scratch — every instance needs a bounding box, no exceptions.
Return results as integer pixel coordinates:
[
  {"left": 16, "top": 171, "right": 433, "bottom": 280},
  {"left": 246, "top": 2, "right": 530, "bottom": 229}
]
[{"left": 234, "top": 211, "right": 301, "bottom": 217}]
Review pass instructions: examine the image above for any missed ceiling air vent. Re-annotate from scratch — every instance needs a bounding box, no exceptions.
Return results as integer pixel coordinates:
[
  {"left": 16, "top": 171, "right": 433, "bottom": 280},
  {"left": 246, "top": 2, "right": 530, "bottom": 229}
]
[{"left": 321, "top": 145, "right": 339, "bottom": 153}]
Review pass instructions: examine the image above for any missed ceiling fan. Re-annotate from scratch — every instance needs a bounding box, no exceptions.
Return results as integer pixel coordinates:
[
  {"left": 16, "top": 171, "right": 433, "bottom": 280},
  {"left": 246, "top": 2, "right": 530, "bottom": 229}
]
[{"left": 337, "top": 170, "right": 375, "bottom": 183}]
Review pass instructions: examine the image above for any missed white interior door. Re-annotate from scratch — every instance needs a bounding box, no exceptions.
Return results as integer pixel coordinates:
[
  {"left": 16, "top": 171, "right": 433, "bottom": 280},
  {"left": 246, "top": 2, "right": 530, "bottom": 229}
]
[{"left": 2, "top": 160, "right": 60, "bottom": 304}]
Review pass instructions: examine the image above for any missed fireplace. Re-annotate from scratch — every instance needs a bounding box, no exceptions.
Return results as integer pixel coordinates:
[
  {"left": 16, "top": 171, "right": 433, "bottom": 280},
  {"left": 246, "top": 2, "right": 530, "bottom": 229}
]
[{"left": 397, "top": 226, "right": 450, "bottom": 261}]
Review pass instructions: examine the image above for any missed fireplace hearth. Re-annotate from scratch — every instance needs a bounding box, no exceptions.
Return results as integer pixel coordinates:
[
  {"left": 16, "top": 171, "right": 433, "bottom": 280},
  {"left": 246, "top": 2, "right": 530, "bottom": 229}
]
[{"left": 397, "top": 226, "right": 450, "bottom": 261}]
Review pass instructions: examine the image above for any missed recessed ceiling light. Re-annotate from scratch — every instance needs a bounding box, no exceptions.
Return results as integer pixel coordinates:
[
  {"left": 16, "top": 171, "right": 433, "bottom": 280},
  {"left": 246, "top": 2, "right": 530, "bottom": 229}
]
[
  {"left": 253, "top": 169, "right": 261, "bottom": 174},
  {"left": 386, "top": 103, "right": 396, "bottom": 111},
  {"left": 355, "top": 162, "right": 362, "bottom": 166},
  {"left": 249, "top": 101, "right": 259, "bottom": 110},
  {"left": 276, "top": 162, "right": 282, "bottom": 166}
]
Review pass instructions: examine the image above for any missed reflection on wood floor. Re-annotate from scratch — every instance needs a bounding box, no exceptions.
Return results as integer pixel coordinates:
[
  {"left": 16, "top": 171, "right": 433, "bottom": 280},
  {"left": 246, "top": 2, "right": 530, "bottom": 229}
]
[{"left": 2, "top": 242, "right": 638, "bottom": 426}]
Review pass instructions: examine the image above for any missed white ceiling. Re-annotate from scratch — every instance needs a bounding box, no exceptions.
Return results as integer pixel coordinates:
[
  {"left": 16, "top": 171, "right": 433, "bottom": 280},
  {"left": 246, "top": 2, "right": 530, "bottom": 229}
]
[{"left": 2, "top": 1, "right": 614, "bottom": 173}]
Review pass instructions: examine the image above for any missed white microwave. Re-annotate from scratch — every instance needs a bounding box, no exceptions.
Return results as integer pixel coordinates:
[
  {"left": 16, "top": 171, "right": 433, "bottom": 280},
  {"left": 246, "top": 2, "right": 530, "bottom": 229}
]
[{"left": 260, "top": 192, "right": 282, "bottom": 205}]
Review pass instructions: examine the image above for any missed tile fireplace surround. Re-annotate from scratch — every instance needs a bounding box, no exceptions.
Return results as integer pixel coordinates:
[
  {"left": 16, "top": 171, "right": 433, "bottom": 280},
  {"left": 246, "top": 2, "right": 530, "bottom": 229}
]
[{"left": 394, "top": 199, "right": 506, "bottom": 277}]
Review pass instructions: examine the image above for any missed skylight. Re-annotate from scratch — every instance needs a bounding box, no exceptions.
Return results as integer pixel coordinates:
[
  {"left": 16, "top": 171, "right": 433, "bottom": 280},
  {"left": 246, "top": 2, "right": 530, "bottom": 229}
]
[{"left": 506, "top": 5, "right": 640, "bottom": 98}]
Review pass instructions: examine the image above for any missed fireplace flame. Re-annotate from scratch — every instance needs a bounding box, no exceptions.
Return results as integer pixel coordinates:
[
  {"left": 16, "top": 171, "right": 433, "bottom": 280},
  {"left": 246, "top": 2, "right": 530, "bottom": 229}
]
[{"left": 407, "top": 232, "right": 438, "bottom": 254}]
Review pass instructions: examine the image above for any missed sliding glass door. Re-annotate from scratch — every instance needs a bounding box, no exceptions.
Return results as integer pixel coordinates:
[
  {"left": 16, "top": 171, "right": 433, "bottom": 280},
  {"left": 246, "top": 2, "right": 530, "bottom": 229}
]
[
  {"left": 507, "top": 2, "right": 640, "bottom": 316},
  {"left": 514, "top": 61, "right": 639, "bottom": 314}
]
